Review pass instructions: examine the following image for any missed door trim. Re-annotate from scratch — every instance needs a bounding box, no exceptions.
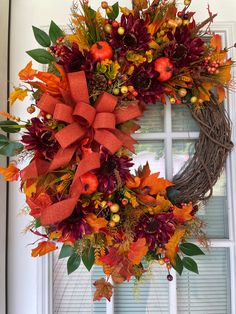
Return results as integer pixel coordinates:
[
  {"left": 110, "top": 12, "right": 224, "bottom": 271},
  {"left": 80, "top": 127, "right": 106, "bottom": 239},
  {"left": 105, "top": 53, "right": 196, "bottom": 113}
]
[{"left": 0, "top": 0, "right": 10, "bottom": 313}]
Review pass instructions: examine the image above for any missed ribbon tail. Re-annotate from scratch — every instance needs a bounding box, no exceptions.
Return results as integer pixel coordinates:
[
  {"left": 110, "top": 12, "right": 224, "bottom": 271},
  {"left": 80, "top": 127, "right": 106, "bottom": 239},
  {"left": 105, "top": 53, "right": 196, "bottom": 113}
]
[
  {"left": 49, "top": 146, "right": 77, "bottom": 171},
  {"left": 21, "top": 159, "right": 50, "bottom": 181},
  {"left": 94, "top": 129, "right": 123, "bottom": 155},
  {"left": 113, "top": 129, "right": 137, "bottom": 153},
  {"left": 40, "top": 197, "right": 78, "bottom": 226},
  {"left": 115, "top": 103, "right": 142, "bottom": 124}
]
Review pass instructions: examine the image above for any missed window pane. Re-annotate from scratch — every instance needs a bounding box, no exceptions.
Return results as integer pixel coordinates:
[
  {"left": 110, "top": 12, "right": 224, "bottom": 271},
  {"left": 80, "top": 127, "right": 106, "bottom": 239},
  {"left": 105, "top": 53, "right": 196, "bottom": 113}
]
[
  {"left": 172, "top": 104, "right": 199, "bottom": 132},
  {"left": 137, "top": 103, "right": 164, "bottom": 133},
  {"left": 177, "top": 248, "right": 231, "bottom": 314},
  {"left": 53, "top": 251, "right": 106, "bottom": 313},
  {"left": 172, "top": 140, "right": 229, "bottom": 238},
  {"left": 133, "top": 141, "right": 165, "bottom": 177},
  {"left": 114, "top": 265, "right": 169, "bottom": 314}
]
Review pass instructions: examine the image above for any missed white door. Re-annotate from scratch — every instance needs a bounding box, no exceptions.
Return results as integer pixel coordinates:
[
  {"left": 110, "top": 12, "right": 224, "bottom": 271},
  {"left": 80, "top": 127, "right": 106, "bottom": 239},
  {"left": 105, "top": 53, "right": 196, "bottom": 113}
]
[{"left": 8, "top": 1, "right": 236, "bottom": 314}]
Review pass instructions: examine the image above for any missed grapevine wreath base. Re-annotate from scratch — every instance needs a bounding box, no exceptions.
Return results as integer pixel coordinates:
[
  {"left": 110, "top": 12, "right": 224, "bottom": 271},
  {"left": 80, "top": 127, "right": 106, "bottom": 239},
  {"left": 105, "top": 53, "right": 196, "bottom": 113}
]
[
  {"left": 0, "top": 0, "right": 234, "bottom": 302},
  {"left": 173, "top": 95, "right": 233, "bottom": 204}
]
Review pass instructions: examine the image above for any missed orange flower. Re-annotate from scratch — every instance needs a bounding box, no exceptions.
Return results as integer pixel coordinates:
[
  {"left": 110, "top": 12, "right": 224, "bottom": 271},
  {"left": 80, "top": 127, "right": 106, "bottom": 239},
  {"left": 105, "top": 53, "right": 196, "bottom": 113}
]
[
  {"left": 31, "top": 241, "right": 57, "bottom": 257},
  {"left": 0, "top": 163, "right": 19, "bottom": 181}
]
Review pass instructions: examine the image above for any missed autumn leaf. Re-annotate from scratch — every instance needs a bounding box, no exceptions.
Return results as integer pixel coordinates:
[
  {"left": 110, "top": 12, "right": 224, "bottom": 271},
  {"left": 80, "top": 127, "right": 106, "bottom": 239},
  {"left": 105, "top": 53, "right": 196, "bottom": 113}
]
[
  {"left": 211, "top": 34, "right": 222, "bottom": 52},
  {"left": 119, "top": 120, "right": 140, "bottom": 135},
  {"left": 136, "top": 162, "right": 151, "bottom": 179},
  {"left": 173, "top": 203, "right": 193, "bottom": 223},
  {"left": 23, "top": 180, "right": 37, "bottom": 197},
  {"left": 31, "top": 241, "right": 57, "bottom": 257},
  {"left": 0, "top": 163, "right": 19, "bottom": 181},
  {"left": 26, "top": 193, "right": 52, "bottom": 219},
  {"left": 85, "top": 213, "right": 108, "bottom": 233},
  {"left": 93, "top": 278, "right": 113, "bottom": 302},
  {"left": 141, "top": 173, "right": 173, "bottom": 195},
  {"left": 216, "top": 86, "right": 225, "bottom": 103},
  {"left": 133, "top": 0, "right": 148, "bottom": 10},
  {"left": 8, "top": 88, "right": 28, "bottom": 106},
  {"left": 165, "top": 229, "right": 186, "bottom": 265},
  {"left": 126, "top": 176, "right": 141, "bottom": 189},
  {"left": 18, "top": 61, "right": 38, "bottom": 80},
  {"left": 128, "top": 238, "right": 148, "bottom": 265},
  {"left": 152, "top": 195, "right": 172, "bottom": 214}
]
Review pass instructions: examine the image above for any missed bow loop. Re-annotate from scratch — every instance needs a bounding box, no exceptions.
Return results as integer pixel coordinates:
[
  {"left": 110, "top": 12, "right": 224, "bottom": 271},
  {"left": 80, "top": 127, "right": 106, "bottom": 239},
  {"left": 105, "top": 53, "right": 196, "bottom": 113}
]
[
  {"left": 54, "top": 103, "right": 74, "bottom": 124},
  {"left": 93, "top": 112, "right": 116, "bottom": 130},
  {"left": 73, "top": 102, "right": 96, "bottom": 127}
]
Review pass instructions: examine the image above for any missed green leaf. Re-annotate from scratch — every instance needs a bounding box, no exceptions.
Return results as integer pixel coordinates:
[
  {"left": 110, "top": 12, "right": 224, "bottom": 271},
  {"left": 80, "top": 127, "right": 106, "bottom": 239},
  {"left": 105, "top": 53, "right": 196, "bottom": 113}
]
[
  {"left": 82, "top": 247, "right": 95, "bottom": 271},
  {"left": 67, "top": 253, "right": 81, "bottom": 275},
  {"left": 34, "top": 219, "right": 41, "bottom": 228},
  {"left": 0, "top": 141, "right": 24, "bottom": 156},
  {"left": 0, "top": 121, "right": 21, "bottom": 133},
  {"left": 89, "top": 7, "right": 97, "bottom": 18},
  {"left": 26, "top": 49, "right": 56, "bottom": 64},
  {"left": 0, "top": 134, "right": 8, "bottom": 144},
  {"left": 182, "top": 257, "right": 199, "bottom": 274},
  {"left": 173, "top": 254, "right": 183, "bottom": 276},
  {"left": 49, "top": 21, "right": 64, "bottom": 43},
  {"left": 180, "top": 243, "right": 205, "bottom": 256},
  {"left": 59, "top": 244, "right": 74, "bottom": 259},
  {"left": 32, "top": 26, "right": 51, "bottom": 47},
  {"left": 112, "top": 2, "right": 119, "bottom": 19}
]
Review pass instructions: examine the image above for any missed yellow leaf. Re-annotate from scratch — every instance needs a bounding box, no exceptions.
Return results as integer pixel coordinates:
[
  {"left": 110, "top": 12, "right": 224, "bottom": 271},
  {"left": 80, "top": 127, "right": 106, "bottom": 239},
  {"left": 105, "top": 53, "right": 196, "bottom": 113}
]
[
  {"left": 133, "top": 0, "right": 148, "bottom": 10},
  {"left": 8, "top": 88, "right": 28, "bottom": 106},
  {"left": 23, "top": 181, "right": 37, "bottom": 197},
  {"left": 152, "top": 195, "right": 172, "bottom": 214},
  {"left": 165, "top": 229, "right": 186, "bottom": 266},
  {"left": 120, "top": 7, "right": 132, "bottom": 15},
  {"left": 66, "top": 29, "right": 89, "bottom": 51}
]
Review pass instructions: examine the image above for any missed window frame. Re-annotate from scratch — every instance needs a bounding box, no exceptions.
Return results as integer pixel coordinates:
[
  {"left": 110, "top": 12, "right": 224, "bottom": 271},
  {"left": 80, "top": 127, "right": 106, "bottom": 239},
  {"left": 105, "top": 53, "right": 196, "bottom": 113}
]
[{"left": 38, "top": 23, "right": 236, "bottom": 314}]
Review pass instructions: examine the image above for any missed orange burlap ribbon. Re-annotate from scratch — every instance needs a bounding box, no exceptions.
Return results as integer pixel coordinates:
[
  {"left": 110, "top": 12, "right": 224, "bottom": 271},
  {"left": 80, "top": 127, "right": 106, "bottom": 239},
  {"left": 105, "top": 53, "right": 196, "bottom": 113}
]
[{"left": 21, "top": 71, "right": 142, "bottom": 226}]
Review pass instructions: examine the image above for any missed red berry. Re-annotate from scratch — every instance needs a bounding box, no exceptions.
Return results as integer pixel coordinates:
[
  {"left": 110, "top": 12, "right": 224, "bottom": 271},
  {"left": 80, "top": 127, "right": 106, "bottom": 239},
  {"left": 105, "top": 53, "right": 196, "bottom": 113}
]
[
  {"left": 132, "top": 91, "right": 138, "bottom": 97},
  {"left": 108, "top": 80, "right": 113, "bottom": 85},
  {"left": 112, "top": 21, "right": 119, "bottom": 28}
]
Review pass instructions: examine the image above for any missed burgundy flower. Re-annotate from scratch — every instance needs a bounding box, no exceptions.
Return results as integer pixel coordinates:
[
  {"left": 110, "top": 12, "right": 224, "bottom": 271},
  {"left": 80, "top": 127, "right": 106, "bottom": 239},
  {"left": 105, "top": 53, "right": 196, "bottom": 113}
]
[
  {"left": 57, "top": 204, "right": 91, "bottom": 241},
  {"left": 110, "top": 14, "right": 151, "bottom": 52},
  {"left": 22, "top": 118, "right": 59, "bottom": 160},
  {"left": 57, "top": 43, "right": 86, "bottom": 72},
  {"left": 164, "top": 26, "right": 205, "bottom": 69},
  {"left": 130, "top": 63, "right": 164, "bottom": 104},
  {"left": 95, "top": 149, "right": 133, "bottom": 194},
  {"left": 135, "top": 213, "right": 175, "bottom": 250}
]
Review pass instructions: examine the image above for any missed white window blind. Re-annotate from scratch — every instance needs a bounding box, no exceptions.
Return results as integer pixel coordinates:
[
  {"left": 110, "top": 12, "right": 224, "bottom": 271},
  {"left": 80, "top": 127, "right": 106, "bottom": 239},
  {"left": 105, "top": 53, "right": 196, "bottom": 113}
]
[{"left": 52, "top": 101, "right": 233, "bottom": 314}]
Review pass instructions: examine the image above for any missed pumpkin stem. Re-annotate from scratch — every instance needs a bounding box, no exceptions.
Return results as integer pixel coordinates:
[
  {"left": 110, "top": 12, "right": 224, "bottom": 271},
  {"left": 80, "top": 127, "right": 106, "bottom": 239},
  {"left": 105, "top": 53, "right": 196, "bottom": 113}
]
[{"left": 96, "top": 42, "right": 103, "bottom": 50}]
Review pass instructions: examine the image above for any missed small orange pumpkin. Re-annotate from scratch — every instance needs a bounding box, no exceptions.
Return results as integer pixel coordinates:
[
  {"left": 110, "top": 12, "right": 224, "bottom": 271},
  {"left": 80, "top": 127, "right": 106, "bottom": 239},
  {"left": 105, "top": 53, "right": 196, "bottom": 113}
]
[
  {"left": 154, "top": 57, "right": 174, "bottom": 82},
  {"left": 80, "top": 173, "right": 98, "bottom": 195},
  {"left": 90, "top": 41, "right": 113, "bottom": 61}
]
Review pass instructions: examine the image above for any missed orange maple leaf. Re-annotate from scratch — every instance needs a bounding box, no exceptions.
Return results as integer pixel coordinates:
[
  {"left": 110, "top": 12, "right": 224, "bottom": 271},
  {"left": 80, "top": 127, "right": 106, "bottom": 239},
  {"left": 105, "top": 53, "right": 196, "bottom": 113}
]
[
  {"left": 165, "top": 229, "right": 186, "bottom": 265},
  {"left": 128, "top": 238, "right": 148, "bottom": 265},
  {"left": 0, "top": 163, "right": 19, "bottom": 181},
  {"left": 126, "top": 176, "right": 141, "bottom": 189},
  {"left": 93, "top": 278, "right": 113, "bottom": 302},
  {"left": 141, "top": 173, "right": 173, "bottom": 195},
  {"left": 217, "top": 86, "right": 225, "bottom": 103},
  {"left": 18, "top": 61, "right": 37, "bottom": 80},
  {"left": 173, "top": 203, "right": 193, "bottom": 223},
  {"left": 31, "top": 241, "right": 57, "bottom": 257},
  {"left": 85, "top": 213, "right": 108, "bottom": 233}
]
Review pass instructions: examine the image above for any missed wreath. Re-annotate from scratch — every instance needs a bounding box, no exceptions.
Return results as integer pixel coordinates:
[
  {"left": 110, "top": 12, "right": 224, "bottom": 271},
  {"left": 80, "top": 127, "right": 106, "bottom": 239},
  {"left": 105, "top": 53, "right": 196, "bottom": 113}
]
[{"left": 0, "top": 0, "right": 234, "bottom": 301}]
